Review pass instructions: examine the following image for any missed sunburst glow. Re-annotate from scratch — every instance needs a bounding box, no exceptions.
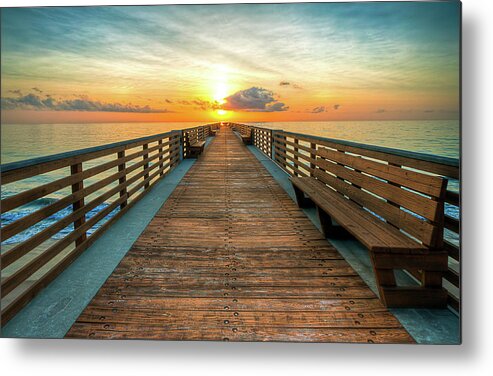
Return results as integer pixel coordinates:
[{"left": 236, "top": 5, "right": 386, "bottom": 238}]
[
  {"left": 213, "top": 83, "right": 228, "bottom": 104},
  {"left": 212, "top": 64, "right": 229, "bottom": 105}
]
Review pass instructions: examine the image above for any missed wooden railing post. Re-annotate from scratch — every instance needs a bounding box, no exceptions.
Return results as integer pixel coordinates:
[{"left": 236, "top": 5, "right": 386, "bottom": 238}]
[
  {"left": 271, "top": 130, "right": 277, "bottom": 160},
  {"left": 158, "top": 139, "right": 164, "bottom": 176},
  {"left": 282, "top": 135, "right": 288, "bottom": 168},
  {"left": 293, "top": 138, "right": 300, "bottom": 177},
  {"left": 117, "top": 150, "right": 127, "bottom": 209},
  {"left": 70, "top": 163, "right": 87, "bottom": 247},
  {"left": 170, "top": 136, "right": 177, "bottom": 167},
  {"left": 143, "top": 143, "right": 149, "bottom": 189},
  {"left": 310, "top": 142, "right": 316, "bottom": 176},
  {"left": 181, "top": 131, "right": 186, "bottom": 159}
]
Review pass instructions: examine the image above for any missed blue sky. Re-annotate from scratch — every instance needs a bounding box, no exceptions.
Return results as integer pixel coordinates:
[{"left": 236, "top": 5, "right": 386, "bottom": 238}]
[{"left": 0, "top": 2, "right": 460, "bottom": 122}]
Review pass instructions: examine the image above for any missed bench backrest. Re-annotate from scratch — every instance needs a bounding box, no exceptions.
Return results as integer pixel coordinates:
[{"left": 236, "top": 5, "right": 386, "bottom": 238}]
[
  {"left": 184, "top": 129, "right": 196, "bottom": 141},
  {"left": 184, "top": 127, "right": 205, "bottom": 145},
  {"left": 314, "top": 147, "right": 448, "bottom": 249},
  {"left": 231, "top": 123, "right": 252, "bottom": 136}
]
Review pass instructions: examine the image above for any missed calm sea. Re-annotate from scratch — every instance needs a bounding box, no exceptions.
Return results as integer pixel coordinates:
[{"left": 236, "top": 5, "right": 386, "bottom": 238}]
[
  {"left": 1, "top": 120, "right": 460, "bottom": 164},
  {"left": 1, "top": 120, "right": 460, "bottom": 245}
]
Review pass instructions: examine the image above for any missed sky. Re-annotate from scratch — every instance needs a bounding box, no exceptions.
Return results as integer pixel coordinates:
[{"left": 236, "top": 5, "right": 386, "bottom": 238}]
[{"left": 0, "top": 2, "right": 460, "bottom": 123}]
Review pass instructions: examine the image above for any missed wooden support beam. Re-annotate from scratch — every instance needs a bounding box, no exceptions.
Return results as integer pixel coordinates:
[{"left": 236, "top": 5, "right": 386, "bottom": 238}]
[
  {"left": 117, "top": 150, "right": 127, "bottom": 209},
  {"left": 70, "top": 163, "right": 87, "bottom": 247},
  {"left": 316, "top": 206, "right": 333, "bottom": 238},
  {"left": 143, "top": 143, "right": 149, "bottom": 189}
]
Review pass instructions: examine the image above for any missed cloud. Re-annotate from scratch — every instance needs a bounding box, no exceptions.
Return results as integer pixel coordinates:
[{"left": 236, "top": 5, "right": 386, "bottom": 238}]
[
  {"left": 8, "top": 89, "right": 22, "bottom": 96},
  {"left": 424, "top": 109, "right": 435, "bottom": 113},
  {"left": 279, "top": 81, "right": 302, "bottom": 89},
  {"left": 165, "top": 99, "right": 173, "bottom": 104},
  {"left": 333, "top": 104, "right": 341, "bottom": 110},
  {"left": 262, "top": 102, "right": 289, "bottom": 112},
  {"left": 222, "top": 87, "right": 288, "bottom": 112},
  {"left": 1, "top": 93, "right": 171, "bottom": 113},
  {"left": 192, "top": 99, "right": 221, "bottom": 111},
  {"left": 174, "top": 98, "right": 221, "bottom": 111},
  {"left": 310, "top": 106, "right": 327, "bottom": 113},
  {"left": 376, "top": 109, "right": 386, "bottom": 113},
  {"left": 32, "top": 87, "right": 43, "bottom": 93}
]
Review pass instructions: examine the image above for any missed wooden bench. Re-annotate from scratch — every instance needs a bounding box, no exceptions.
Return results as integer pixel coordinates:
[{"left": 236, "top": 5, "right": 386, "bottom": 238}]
[
  {"left": 232, "top": 126, "right": 252, "bottom": 145},
  {"left": 189, "top": 140, "right": 206, "bottom": 157},
  {"left": 241, "top": 131, "right": 252, "bottom": 145},
  {"left": 290, "top": 146, "right": 449, "bottom": 308},
  {"left": 188, "top": 140, "right": 206, "bottom": 158}
]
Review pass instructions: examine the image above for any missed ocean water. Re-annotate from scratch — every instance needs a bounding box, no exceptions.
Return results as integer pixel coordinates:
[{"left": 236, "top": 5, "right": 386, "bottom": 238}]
[
  {"left": 249, "top": 120, "right": 460, "bottom": 159},
  {"left": 1, "top": 120, "right": 460, "bottom": 246}
]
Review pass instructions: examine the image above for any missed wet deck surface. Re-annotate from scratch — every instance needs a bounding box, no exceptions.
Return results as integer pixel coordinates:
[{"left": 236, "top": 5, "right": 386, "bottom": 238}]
[{"left": 66, "top": 126, "right": 414, "bottom": 343}]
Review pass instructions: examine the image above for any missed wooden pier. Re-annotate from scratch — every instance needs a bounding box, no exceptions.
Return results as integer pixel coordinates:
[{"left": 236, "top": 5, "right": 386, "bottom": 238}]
[
  {"left": 1, "top": 122, "right": 460, "bottom": 342},
  {"left": 65, "top": 126, "right": 413, "bottom": 342}
]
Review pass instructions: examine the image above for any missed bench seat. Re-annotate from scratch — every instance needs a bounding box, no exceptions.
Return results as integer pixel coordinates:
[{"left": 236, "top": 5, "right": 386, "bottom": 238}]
[
  {"left": 191, "top": 140, "right": 206, "bottom": 148},
  {"left": 188, "top": 140, "right": 206, "bottom": 158},
  {"left": 291, "top": 176, "right": 427, "bottom": 254},
  {"left": 241, "top": 133, "right": 252, "bottom": 145}
]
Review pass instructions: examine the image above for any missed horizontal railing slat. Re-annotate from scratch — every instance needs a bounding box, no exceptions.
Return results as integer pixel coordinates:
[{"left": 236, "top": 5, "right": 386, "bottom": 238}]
[
  {"left": 444, "top": 239, "right": 460, "bottom": 261},
  {"left": 445, "top": 214, "right": 460, "bottom": 234}
]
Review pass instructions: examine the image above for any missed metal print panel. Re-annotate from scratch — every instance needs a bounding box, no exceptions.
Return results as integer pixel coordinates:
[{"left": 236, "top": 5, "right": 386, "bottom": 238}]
[{"left": 0, "top": 1, "right": 461, "bottom": 344}]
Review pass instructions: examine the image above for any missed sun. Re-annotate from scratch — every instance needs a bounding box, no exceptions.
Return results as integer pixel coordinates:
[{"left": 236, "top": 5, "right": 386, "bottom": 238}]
[
  {"left": 209, "top": 64, "right": 232, "bottom": 118},
  {"left": 213, "top": 82, "right": 228, "bottom": 105}
]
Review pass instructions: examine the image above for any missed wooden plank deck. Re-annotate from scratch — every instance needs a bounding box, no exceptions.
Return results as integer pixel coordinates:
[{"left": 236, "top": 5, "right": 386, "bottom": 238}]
[{"left": 66, "top": 125, "right": 414, "bottom": 343}]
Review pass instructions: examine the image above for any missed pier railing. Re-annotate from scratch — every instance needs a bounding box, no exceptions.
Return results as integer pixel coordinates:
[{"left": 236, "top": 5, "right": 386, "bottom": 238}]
[
  {"left": 230, "top": 122, "right": 460, "bottom": 312},
  {"left": 0, "top": 123, "right": 217, "bottom": 325},
  {"left": 0, "top": 121, "right": 459, "bottom": 324}
]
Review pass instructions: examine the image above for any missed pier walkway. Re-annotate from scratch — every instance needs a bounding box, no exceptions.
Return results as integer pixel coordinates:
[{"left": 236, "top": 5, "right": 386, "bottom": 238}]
[{"left": 66, "top": 126, "right": 413, "bottom": 343}]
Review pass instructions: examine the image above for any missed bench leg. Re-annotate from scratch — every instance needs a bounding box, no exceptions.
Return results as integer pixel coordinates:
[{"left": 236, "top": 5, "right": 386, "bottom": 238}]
[
  {"left": 317, "top": 206, "right": 335, "bottom": 238},
  {"left": 292, "top": 185, "right": 312, "bottom": 208},
  {"left": 370, "top": 252, "right": 448, "bottom": 308},
  {"left": 421, "top": 271, "right": 443, "bottom": 288},
  {"left": 188, "top": 146, "right": 205, "bottom": 159},
  {"left": 373, "top": 268, "right": 397, "bottom": 306},
  {"left": 198, "top": 146, "right": 205, "bottom": 158}
]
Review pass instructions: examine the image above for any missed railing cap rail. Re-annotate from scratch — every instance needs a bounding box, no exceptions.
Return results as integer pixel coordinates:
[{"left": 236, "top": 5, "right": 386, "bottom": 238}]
[
  {"left": 250, "top": 126, "right": 459, "bottom": 170},
  {"left": 181, "top": 123, "right": 219, "bottom": 133},
  {"left": 1, "top": 129, "right": 182, "bottom": 174}
]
